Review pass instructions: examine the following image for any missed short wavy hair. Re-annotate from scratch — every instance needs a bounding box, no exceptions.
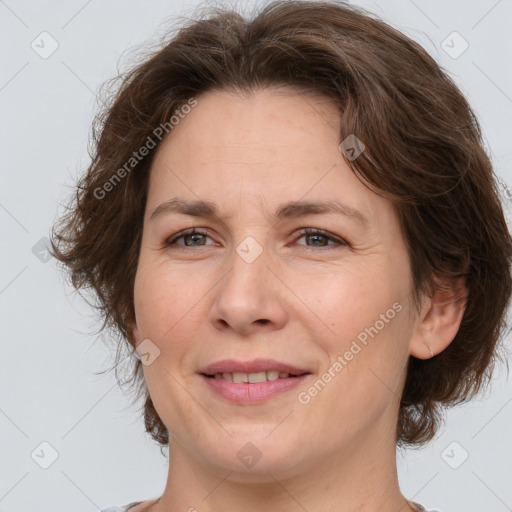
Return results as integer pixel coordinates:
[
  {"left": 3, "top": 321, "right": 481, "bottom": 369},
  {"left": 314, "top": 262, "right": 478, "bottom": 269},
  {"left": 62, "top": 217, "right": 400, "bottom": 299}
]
[{"left": 50, "top": 0, "right": 512, "bottom": 448}]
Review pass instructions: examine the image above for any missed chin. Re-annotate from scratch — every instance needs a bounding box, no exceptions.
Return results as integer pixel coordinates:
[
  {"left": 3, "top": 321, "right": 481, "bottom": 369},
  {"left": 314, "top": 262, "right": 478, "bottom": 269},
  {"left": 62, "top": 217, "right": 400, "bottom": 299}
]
[{"left": 198, "top": 434, "right": 304, "bottom": 479}]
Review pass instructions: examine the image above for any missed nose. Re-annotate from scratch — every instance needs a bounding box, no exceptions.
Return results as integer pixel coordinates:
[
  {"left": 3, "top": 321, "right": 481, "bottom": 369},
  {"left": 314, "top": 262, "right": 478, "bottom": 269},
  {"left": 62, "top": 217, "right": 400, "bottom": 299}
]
[{"left": 210, "top": 240, "right": 288, "bottom": 337}]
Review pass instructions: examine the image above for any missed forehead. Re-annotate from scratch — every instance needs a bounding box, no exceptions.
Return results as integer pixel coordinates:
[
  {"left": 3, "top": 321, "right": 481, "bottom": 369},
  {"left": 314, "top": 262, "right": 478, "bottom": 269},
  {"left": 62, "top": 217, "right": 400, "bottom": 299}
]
[
  {"left": 153, "top": 86, "right": 341, "bottom": 168},
  {"left": 146, "top": 87, "right": 393, "bottom": 229}
]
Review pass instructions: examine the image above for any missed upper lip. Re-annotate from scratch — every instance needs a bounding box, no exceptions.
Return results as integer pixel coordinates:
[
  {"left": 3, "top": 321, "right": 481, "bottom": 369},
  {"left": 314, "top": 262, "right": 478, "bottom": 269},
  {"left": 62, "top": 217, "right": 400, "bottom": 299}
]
[{"left": 199, "top": 358, "right": 311, "bottom": 376}]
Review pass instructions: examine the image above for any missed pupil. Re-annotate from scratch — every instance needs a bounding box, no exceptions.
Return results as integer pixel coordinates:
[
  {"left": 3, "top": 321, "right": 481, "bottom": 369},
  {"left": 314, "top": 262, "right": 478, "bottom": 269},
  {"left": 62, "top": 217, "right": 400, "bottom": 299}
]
[
  {"left": 185, "top": 234, "right": 205, "bottom": 246},
  {"left": 309, "top": 234, "right": 326, "bottom": 246}
]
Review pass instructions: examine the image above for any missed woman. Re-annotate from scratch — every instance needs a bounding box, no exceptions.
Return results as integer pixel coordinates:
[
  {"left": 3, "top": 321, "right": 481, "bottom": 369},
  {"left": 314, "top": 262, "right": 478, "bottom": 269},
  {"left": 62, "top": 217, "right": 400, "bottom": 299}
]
[{"left": 50, "top": 1, "right": 512, "bottom": 511}]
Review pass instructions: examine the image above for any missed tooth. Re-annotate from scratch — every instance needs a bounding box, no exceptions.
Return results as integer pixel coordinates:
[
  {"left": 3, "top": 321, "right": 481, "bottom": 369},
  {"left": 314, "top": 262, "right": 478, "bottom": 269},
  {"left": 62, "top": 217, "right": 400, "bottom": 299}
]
[
  {"left": 233, "top": 372, "right": 248, "bottom": 383},
  {"left": 248, "top": 371, "right": 267, "bottom": 383},
  {"left": 214, "top": 371, "right": 294, "bottom": 382}
]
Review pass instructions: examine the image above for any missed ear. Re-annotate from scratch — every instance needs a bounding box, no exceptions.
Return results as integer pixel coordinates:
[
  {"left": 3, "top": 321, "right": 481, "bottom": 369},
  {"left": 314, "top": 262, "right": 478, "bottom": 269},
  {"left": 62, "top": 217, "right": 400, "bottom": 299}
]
[
  {"left": 409, "top": 277, "right": 467, "bottom": 359},
  {"left": 129, "top": 321, "right": 143, "bottom": 347}
]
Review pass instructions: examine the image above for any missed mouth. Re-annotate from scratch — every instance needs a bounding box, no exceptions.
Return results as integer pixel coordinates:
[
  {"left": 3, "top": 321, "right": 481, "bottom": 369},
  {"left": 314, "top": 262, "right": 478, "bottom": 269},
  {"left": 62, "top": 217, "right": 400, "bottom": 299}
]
[
  {"left": 201, "top": 370, "right": 308, "bottom": 383},
  {"left": 198, "top": 358, "right": 312, "bottom": 403},
  {"left": 199, "top": 357, "right": 310, "bottom": 377}
]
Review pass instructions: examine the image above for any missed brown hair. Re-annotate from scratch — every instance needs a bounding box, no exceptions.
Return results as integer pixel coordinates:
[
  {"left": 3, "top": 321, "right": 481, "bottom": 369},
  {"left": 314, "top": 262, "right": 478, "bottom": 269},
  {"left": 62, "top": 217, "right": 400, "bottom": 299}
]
[{"left": 50, "top": 0, "right": 512, "bottom": 448}]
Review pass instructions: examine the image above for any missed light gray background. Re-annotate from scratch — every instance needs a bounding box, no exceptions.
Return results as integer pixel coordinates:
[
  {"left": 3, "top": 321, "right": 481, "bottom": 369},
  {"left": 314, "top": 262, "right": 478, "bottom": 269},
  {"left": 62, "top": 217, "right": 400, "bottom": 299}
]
[{"left": 1, "top": 0, "right": 511, "bottom": 511}]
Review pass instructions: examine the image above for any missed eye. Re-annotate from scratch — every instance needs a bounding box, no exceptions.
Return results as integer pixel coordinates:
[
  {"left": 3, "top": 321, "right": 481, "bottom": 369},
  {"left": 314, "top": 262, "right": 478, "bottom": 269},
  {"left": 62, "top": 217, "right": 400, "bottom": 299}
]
[
  {"left": 294, "top": 228, "right": 347, "bottom": 249},
  {"left": 164, "top": 227, "right": 347, "bottom": 250},
  {"left": 164, "top": 228, "right": 216, "bottom": 248}
]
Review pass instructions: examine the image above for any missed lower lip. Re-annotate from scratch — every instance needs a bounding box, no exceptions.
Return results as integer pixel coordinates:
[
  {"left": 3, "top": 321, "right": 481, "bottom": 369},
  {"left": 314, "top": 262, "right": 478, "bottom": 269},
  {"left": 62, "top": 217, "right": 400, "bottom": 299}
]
[{"left": 200, "top": 374, "right": 310, "bottom": 403}]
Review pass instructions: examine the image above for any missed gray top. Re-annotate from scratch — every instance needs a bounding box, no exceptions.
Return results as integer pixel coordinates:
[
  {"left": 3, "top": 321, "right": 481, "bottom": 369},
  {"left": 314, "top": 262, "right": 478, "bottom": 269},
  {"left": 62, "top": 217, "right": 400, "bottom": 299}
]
[{"left": 100, "top": 500, "right": 442, "bottom": 511}]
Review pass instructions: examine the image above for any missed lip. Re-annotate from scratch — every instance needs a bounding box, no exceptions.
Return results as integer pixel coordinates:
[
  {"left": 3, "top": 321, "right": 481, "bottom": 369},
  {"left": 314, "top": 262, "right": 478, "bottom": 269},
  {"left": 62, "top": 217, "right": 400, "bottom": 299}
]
[
  {"left": 200, "top": 373, "right": 311, "bottom": 403},
  {"left": 199, "top": 358, "right": 310, "bottom": 376}
]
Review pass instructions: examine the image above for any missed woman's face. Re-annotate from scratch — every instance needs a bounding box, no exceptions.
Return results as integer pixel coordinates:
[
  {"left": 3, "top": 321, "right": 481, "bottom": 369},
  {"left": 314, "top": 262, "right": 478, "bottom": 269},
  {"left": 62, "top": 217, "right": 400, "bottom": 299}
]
[{"left": 132, "top": 87, "right": 420, "bottom": 478}]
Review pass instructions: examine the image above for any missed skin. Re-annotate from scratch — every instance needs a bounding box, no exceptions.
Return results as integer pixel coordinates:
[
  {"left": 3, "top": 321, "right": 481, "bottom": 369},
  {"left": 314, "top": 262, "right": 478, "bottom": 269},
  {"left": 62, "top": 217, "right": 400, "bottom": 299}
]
[{"left": 130, "top": 86, "right": 466, "bottom": 512}]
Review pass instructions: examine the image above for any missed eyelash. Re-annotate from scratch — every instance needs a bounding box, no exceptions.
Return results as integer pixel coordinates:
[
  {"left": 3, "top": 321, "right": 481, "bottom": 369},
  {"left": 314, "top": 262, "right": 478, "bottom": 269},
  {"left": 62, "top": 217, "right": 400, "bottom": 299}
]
[{"left": 164, "top": 228, "right": 347, "bottom": 250}]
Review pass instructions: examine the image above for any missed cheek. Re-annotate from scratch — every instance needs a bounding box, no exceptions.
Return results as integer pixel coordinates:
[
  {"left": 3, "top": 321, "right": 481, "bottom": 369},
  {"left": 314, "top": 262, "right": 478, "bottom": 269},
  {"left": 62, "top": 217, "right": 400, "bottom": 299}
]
[
  {"left": 303, "top": 310, "right": 410, "bottom": 443},
  {"left": 304, "top": 268, "right": 410, "bottom": 397},
  {"left": 133, "top": 260, "right": 209, "bottom": 346},
  {"left": 304, "top": 265, "right": 397, "bottom": 339}
]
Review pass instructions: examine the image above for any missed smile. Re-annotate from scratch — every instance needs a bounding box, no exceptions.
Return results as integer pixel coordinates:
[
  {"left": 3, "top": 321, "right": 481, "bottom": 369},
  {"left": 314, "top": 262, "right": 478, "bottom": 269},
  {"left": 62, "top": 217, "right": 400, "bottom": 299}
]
[
  {"left": 200, "top": 372, "right": 310, "bottom": 403},
  {"left": 207, "top": 370, "right": 299, "bottom": 382}
]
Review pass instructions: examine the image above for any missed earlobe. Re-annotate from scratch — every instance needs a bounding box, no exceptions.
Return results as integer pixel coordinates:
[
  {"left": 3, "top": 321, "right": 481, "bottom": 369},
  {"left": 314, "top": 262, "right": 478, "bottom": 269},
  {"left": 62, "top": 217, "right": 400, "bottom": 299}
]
[
  {"left": 130, "top": 322, "right": 142, "bottom": 346},
  {"left": 409, "top": 278, "right": 467, "bottom": 359},
  {"left": 423, "top": 342, "right": 435, "bottom": 358},
  {"left": 128, "top": 323, "right": 145, "bottom": 362}
]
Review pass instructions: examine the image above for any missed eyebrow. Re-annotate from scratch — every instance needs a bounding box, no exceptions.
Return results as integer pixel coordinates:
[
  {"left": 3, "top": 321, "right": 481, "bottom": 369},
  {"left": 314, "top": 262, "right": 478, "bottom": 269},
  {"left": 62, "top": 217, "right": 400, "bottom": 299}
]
[{"left": 149, "top": 197, "right": 369, "bottom": 225}]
